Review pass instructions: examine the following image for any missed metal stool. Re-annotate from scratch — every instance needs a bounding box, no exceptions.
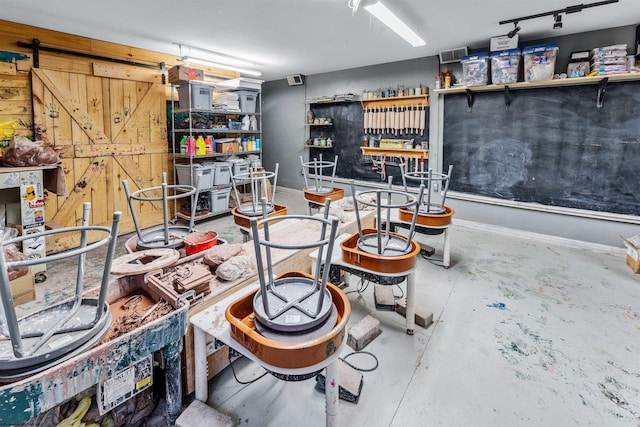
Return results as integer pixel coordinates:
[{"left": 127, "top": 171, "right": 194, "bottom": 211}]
[
  {"left": 250, "top": 199, "right": 339, "bottom": 334},
  {"left": 351, "top": 178, "right": 425, "bottom": 256},
  {"left": 401, "top": 164, "right": 453, "bottom": 214},
  {"left": 0, "top": 203, "right": 120, "bottom": 376},
  {"left": 300, "top": 154, "right": 338, "bottom": 194},
  {"left": 122, "top": 172, "right": 198, "bottom": 250},
  {"left": 231, "top": 163, "right": 279, "bottom": 217}
]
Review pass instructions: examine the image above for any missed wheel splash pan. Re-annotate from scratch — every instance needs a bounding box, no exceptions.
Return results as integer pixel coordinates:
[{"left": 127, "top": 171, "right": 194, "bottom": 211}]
[
  {"left": 399, "top": 205, "right": 454, "bottom": 227},
  {"left": 341, "top": 229, "right": 420, "bottom": 274},
  {"left": 226, "top": 271, "right": 350, "bottom": 370},
  {"left": 0, "top": 299, "right": 110, "bottom": 370},
  {"left": 253, "top": 276, "right": 333, "bottom": 333},
  {"left": 303, "top": 187, "right": 344, "bottom": 203},
  {"left": 0, "top": 312, "right": 111, "bottom": 382},
  {"left": 135, "top": 226, "right": 189, "bottom": 250},
  {"left": 231, "top": 204, "right": 288, "bottom": 229}
]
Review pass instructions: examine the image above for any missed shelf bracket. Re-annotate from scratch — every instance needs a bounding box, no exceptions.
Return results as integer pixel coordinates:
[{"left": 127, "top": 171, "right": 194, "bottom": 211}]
[
  {"left": 465, "top": 89, "right": 474, "bottom": 112},
  {"left": 504, "top": 86, "right": 511, "bottom": 110},
  {"left": 596, "top": 77, "right": 608, "bottom": 109}
]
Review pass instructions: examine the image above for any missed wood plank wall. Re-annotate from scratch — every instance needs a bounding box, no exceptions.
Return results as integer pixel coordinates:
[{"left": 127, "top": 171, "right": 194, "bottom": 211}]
[
  {"left": 0, "top": 20, "right": 239, "bottom": 252},
  {"left": 0, "top": 19, "right": 239, "bottom": 136}
]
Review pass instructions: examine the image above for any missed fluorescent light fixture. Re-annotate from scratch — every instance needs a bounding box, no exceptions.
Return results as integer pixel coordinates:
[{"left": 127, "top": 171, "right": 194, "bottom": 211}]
[
  {"left": 364, "top": 1, "right": 425, "bottom": 47},
  {"left": 182, "top": 56, "right": 262, "bottom": 77}
]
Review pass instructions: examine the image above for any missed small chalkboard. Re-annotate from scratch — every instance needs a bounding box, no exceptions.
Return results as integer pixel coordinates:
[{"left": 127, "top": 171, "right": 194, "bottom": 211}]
[
  {"left": 308, "top": 102, "right": 381, "bottom": 182},
  {"left": 442, "top": 80, "right": 640, "bottom": 215},
  {"left": 308, "top": 102, "right": 429, "bottom": 185}
]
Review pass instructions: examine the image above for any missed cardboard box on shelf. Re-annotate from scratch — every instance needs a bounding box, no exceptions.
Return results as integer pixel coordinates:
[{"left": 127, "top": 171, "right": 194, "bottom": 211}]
[
  {"left": 168, "top": 65, "right": 204, "bottom": 84},
  {"left": 216, "top": 142, "right": 238, "bottom": 153},
  {"left": 623, "top": 235, "right": 640, "bottom": 273},
  {"left": 10, "top": 269, "right": 35, "bottom": 305}
]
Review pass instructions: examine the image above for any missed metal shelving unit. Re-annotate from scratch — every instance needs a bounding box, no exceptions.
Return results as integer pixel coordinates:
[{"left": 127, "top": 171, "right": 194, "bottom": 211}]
[{"left": 170, "top": 79, "right": 263, "bottom": 222}]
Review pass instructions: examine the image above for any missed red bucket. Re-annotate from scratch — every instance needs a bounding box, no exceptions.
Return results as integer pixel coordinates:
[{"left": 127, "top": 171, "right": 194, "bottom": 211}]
[{"left": 183, "top": 230, "right": 218, "bottom": 256}]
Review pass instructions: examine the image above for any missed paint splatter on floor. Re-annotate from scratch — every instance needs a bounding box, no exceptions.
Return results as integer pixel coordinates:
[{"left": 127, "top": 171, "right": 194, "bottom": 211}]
[{"left": 487, "top": 302, "right": 506, "bottom": 310}]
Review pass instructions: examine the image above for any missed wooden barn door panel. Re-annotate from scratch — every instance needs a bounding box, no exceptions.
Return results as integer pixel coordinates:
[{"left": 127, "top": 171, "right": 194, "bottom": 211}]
[{"left": 32, "top": 68, "right": 167, "bottom": 252}]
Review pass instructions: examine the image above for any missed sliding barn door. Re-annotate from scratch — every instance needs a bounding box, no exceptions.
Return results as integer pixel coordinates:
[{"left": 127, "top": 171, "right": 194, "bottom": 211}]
[{"left": 31, "top": 68, "right": 169, "bottom": 252}]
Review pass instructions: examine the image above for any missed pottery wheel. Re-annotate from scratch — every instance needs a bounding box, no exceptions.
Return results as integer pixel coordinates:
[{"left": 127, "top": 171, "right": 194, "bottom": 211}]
[
  {"left": 358, "top": 233, "right": 413, "bottom": 256},
  {"left": 237, "top": 204, "right": 275, "bottom": 217},
  {"left": 408, "top": 203, "right": 447, "bottom": 215},
  {"left": 136, "top": 227, "right": 188, "bottom": 250},
  {"left": 254, "top": 303, "right": 338, "bottom": 342},
  {"left": 305, "top": 185, "right": 334, "bottom": 195},
  {"left": 253, "top": 276, "right": 333, "bottom": 333}
]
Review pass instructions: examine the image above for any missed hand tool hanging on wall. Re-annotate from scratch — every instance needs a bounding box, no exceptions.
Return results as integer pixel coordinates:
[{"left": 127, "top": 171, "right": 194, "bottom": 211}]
[
  {"left": 390, "top": 106, "right": 396, "bottom": 136},
  {"left": 381, "top": 106, "right": 386, "bottom": 134},
  {"left": 369, "top": 107, "right": 375, "bottom": 133},
  {"left": 419, "top": 104, "right": 426, "bottom": 136},
  {"left": 414, "top": 105, "right": 421, "bottom": 134},
  {"left": 373, "top": 107, "right": 378, "bottom": 133},
  {"left": 409, "top": 105, "right": 415, "bottom": 135},
  {"left": 363, "top": 107, "right": 369, "bottom": 135},
  {"left": 404, "top": 106, "right": 410, "bottom": 135}
]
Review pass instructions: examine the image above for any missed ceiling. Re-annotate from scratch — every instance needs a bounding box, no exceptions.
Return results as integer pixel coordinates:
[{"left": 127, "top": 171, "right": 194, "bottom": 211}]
[{"left": 1, "top": 0, "right": 638, "bottom": 81}]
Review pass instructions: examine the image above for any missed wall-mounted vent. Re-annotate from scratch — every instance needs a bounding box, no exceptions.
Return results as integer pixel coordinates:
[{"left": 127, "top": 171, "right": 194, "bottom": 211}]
[{"left": 439, "top": 47, "right": 468, "bottom": 64}]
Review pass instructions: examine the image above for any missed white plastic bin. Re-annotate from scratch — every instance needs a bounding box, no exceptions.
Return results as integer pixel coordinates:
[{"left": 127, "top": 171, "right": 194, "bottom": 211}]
[
  {"left": 177, "top": 84, "right": 213, "bottom": 110},
  {"left": 205, "top": 161, "right": 231, "bottom": 185},
  {"left": 237, "top": 90, "right": 257, "bottom": 113},
  {"left": 209, "top": 187, "right": 231, "bottom": 213},
  {"left": 175, "top": 163, "right": 214, "bottom": 190}
]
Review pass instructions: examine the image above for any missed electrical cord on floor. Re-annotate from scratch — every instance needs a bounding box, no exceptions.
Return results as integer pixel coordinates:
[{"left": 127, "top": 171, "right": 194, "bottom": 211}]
[
  {"left": 393, "top": 284, "right": 405, "bottom": 300},
  {"left": 344, "top": 277, "right": 369, "bottom": 296},
  {"left": 340, "top": 351, "right": 379, "bottom": 372},
  {"left": 227, "top": 351, "right": 269, "bottom": 385}
]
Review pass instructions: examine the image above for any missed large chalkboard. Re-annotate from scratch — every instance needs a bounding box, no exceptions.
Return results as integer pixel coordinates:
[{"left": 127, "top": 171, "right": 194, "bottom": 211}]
[
  {"left": 308, "top": 101, "right": 429, "bottom": 184},
  {"left": 443, "top": 81, "right": 640, "bottom": 216},
  {"left": 307, "top": 101, "right": 380, "bottom": 182}
]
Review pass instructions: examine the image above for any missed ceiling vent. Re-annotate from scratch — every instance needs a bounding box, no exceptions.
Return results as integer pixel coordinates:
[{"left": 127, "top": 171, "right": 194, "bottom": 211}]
[
  {"left": 439, "top": 47, "right": 468, "bottom": 64},
  {"left": 286, "top": 74, "right": 305, "bottom": 86}
]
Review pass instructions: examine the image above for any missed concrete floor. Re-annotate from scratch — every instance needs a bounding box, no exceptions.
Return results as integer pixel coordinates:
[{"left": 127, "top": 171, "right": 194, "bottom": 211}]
[
  {"left": 198, "top": 189, "right": 640, "bottom": 427},
  {"left": 14, "top": 188, "right": 640, "bottom": 426}
]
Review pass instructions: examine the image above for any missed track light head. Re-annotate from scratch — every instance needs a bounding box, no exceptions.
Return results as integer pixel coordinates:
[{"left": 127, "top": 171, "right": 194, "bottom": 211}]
[
  {"left": 507, "top": 23, "right": 521, "bottom": 38},
  {"left": 553, "top": 14, "right": 563, "bottom": 29}
]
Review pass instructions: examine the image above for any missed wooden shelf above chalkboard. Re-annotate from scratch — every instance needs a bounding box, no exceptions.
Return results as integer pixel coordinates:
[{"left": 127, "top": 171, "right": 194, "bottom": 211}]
[
  {"left": 305, "top": 144, "right": 333, "bottom": 149},
  {"left": 361, "top": 94, "right": 429, "bottom": 108},
  {"left": 361, "top": 146, "right": 428, "bottom": 159},
  {"left": 433, "top": 72, "right": 640, "bottom": 94},
  {"left": 304, "top": 123, "right": 333, "bottom": 126}
]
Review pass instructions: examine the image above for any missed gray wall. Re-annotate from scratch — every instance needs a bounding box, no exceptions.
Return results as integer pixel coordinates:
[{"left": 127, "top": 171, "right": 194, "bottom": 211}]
[
  {"left": 263, "top": 56, "right": 440, "bottom": 189},
  {"left": 262, "top": 25, "right": 639, "bottom": 247}
]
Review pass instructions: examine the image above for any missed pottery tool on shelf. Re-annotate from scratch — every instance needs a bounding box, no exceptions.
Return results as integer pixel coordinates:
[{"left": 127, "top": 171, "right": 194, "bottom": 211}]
[{"left": 363, "top": 107, "right": 369, "bottom": 134}]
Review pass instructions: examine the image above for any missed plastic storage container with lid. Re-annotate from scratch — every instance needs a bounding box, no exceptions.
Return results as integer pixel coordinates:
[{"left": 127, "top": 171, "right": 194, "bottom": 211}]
[
  {"left": 175, "top": 163, "right": 214, "bottom": 190},
  {"left": 523, "top": 43, "right": 559, "bottom": 82},
  {"left": 490, "top": 48, "right": 521, "bottom": 84},
  {"left": 209, "top": 187, "right": 231, "bottom": 213},
  {"left": 177, "top": 84, "right": 213, "bottom": 111},
  {"left": 461, "top": 52, "right": 490, "bottom": 86}
]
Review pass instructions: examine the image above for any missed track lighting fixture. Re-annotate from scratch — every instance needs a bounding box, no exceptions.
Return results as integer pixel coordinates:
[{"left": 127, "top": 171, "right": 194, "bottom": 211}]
[
  {"left": 507, "top": 22, "right": 521, "bottom": 38},
  {"left": 499, "top": 0, "right": 618, "bottom": 30}
]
